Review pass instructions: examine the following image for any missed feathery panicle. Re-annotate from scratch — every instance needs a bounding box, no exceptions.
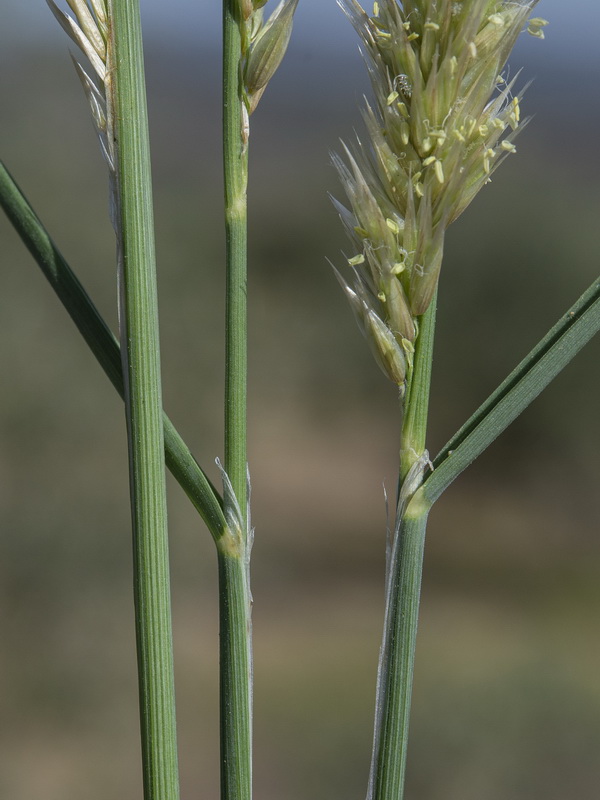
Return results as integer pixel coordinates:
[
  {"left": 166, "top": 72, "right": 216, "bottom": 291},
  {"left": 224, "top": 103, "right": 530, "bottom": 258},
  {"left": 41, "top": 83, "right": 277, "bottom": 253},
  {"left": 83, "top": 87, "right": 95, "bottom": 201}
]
[
  {"left": 241, "top": 0, "right": 299, "bottom": 114},
  {"left": 47, "top": 0, "right": 118, "bottom": 229},
  {"left": 333, "top": 0, "right": 546, "bottom": 390}
]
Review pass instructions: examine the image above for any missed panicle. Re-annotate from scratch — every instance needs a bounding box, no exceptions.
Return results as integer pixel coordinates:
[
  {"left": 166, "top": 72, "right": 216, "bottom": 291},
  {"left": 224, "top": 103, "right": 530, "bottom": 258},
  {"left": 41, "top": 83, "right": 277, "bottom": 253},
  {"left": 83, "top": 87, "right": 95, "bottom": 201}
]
[
  {"left": 332, "top": 0, "right": 546, "bottom": 389},
  {"left": 242, "top": 0, "right": 300, "bottom": 114},
  {"left": 47, "top": 1, "right": 116, "bottom": 190}
]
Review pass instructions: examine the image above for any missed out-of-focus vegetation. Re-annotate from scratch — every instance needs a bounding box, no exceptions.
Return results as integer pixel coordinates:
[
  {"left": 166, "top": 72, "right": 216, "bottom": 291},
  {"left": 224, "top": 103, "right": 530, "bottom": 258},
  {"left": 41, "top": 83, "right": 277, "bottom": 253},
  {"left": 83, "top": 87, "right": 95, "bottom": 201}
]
[{"left": 0, "top": 21, "right": 598, "bottom": 800}]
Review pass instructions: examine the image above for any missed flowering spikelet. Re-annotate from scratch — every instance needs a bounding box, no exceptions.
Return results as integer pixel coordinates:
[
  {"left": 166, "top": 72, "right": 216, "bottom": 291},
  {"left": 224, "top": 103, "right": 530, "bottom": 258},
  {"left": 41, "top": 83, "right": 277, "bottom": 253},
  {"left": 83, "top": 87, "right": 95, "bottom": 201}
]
[
  {"left": 241, "top": 0, "right": 300, "bottom": 114},
  {"left": 333, "top": 0, "right": 545, "bottom": 390},
  {"left": 46, "top": 0, "right": 118, "bottom": 230}
]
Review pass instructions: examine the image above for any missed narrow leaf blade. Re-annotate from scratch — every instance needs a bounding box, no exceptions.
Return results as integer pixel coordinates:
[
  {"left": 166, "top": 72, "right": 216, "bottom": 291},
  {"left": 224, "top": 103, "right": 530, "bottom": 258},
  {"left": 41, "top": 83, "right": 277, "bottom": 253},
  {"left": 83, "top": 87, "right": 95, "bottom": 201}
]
[{"left": 423, "top": 278, "right": 600, "bottom": 505}]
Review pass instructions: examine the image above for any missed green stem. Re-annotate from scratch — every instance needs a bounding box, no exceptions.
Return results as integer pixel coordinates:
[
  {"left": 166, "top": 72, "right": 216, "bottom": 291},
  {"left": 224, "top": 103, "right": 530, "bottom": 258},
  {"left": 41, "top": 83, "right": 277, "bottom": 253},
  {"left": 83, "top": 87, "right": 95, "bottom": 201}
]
[
  {"left": 218, "top": 547, "right": 253, "bottom": 800},
  {"left": 222, "top": 4, "right": 252, "bottom": 800},
  {"left": 109, "top": 2, "right": 179, "bottom": 797},
  {"left": 370, "top": 294, "right": 437, "bottom": 800},
  {"left": 400, "top": 291, "right": 437, "bottom": 481},
  {"left": 0, "top": 161, "right": 227, "bottom": 542},
  {"left": 369, "top": 505, "right": 429, "bottom": 800},
  {"left": 223, "top": 0, "right": 249, "bottom": 516}
]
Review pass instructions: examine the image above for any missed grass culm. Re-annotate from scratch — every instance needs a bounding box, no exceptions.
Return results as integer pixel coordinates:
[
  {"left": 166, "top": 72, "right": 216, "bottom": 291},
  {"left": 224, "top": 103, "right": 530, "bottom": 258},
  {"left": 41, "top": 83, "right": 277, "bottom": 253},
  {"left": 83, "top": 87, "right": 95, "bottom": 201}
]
[{"left": 1, "top": 2, "right": 598, "bottom": 800}]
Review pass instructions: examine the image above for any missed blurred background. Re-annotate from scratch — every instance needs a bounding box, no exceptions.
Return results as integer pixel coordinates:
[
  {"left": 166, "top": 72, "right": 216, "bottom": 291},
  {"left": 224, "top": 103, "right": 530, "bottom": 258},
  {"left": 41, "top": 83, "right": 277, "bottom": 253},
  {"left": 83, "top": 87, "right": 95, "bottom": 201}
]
[{"left": 1, "top": 1, "right": 599, "bottom": 798}]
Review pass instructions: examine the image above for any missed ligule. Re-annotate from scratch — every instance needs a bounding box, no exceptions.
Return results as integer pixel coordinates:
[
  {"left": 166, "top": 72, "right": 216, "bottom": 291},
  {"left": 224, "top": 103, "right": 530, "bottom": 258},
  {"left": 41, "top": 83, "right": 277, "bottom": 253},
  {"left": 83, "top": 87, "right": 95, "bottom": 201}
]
[{"left": 333, "top": 0, "right": 547, "bottom": 392}]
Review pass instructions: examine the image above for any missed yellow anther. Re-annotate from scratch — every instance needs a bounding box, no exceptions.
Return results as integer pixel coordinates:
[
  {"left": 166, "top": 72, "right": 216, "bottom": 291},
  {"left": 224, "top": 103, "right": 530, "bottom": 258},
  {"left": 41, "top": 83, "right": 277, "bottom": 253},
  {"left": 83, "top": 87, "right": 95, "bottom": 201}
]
[
  {"left": 450, "top": 56, "right": 458, "bottom": 76},
  {"left": 377, "top": 290, "right": 386, "bottom": 302},
  {"left": 478, "top": 124, "right": 488, "bottom": 137},
  {"left": 400, "top": 121, "right": 410, "bottom": 145},
  {"left": 511, "top": 97, "right": 521, "bottom": 123},
  {"left": 407, "top": 32, "right": 419, "bottom": 41},
  {"left": 392, "top": 262, "right": 405, "bottom": 275},
  {"left": 415, "top": 182, "right": 424, "bottom": 198},
  {"left": 386, "top": 218, "right": 401, "bottom": 234},
  {"left": 501, "top": 140, "right": 516, "bottom": 153},
  {"left": 396, "top": 101, "right": 409, "bottom": 118},
  {"left": 424, "top": 21, "right": 440, "bottom": 31},
  {"left": 348, "top": 254, "right": 365, "bottom": 266},
  {"left": 468, "top": 41, "right": 477, "bottom": 58},
  {"left": 507, "top": 97, "right": 520, "bottom": 131},
  {"left": 483, "top": 148, "right": 495, "bottom": 174},
  {"left": 527, "top": 17, "right": 549, "bottom": 39},
  {"left": 488, "top": 14, "right": 504, "bottom": 26},
  {"left": 423, "top": 156, "right": 444, "bottom": 184},
  {"left": 453, "top": 129, "right": 466, "bottom": 143},
  {"left": 373, "top": 1, "right": 379, "bottom": 16},
  {"left": 387, "top": 90, "right": 400, "bottom": 105}
]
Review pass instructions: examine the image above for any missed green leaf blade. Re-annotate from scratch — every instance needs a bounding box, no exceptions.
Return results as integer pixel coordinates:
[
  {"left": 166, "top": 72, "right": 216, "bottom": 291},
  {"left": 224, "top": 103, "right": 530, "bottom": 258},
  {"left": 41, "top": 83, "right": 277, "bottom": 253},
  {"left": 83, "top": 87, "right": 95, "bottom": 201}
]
[{"left": 424, "top": 279, "right": 600, "bottom": 506}]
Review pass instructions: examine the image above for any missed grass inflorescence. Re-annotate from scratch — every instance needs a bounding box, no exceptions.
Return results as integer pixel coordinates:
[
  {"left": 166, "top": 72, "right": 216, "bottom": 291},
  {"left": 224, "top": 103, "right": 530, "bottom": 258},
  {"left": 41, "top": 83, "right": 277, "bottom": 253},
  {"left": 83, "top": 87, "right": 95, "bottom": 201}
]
[{"left": 333, "top": 0, "right": 546, "bottom": 393}]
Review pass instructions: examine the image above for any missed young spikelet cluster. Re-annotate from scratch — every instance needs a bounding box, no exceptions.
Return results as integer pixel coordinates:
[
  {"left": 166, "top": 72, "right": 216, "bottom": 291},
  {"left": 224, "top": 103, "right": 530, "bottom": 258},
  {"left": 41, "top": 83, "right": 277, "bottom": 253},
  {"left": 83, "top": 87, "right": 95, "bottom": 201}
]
[
  {"left": 333, "top": 0, "right": 547, "bottom": 391},
  {"left": 240, "top": 0, "right": 299, "bottom": 115},
  {"left": 47, "top": 0, "right": 118, "bottom": 227}
]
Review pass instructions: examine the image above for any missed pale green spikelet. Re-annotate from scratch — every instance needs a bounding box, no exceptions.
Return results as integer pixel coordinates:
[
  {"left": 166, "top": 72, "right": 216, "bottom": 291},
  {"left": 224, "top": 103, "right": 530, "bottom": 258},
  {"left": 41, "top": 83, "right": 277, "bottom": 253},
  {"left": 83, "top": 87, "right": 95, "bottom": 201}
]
[
  {"left": 47, "top": 0, "right": 118, "bottom": 227},
  {"left": 242, "top": 0, "right": 299, "bottom": 114},
  {"left": 333, "top": 0, "right": 547, "bottom": 391},
  {"left": 333, "top": 264, "right": 409, "bottom": 388}
]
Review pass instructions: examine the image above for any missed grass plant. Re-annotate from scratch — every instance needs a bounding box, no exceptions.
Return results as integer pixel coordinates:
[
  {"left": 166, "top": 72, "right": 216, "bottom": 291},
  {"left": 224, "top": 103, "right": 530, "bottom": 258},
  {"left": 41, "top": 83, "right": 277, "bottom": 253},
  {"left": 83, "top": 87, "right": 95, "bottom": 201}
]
[
  {"left": 330, "top": 3, "right": 592, "bottom": 798},
  {"left": 1, "top": 1, "right": 598, "bottom": 799}
]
